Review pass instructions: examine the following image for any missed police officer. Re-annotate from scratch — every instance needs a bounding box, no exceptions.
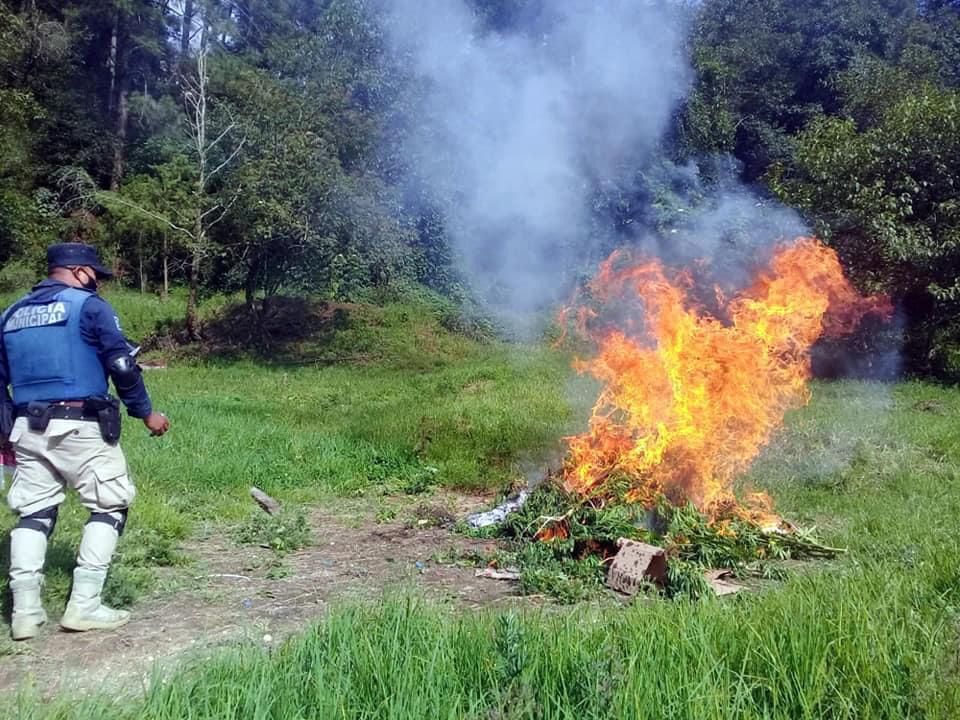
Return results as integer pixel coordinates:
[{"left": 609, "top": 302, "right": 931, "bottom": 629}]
[{"left": 0, "top": 243, "right": 170, "bottom": 640}]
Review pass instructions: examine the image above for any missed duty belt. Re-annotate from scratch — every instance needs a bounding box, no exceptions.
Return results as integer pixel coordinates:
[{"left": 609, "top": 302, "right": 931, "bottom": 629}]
[{"left": 15, "top": 404, "right": 99, "bottom": 421}]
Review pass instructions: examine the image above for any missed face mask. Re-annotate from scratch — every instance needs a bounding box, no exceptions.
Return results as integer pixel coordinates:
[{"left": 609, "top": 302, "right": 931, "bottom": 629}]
[{"left": 73, "top": 268, "right": 98, "bottom": 292}]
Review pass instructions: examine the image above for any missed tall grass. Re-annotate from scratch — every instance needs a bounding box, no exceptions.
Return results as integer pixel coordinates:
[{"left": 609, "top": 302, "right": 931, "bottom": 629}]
[
  {"left": 0, "top": 286, "right": 192, "bottom": 341},
  {"left": 17, "top": 561, "right": 958, "bottom": 720}
]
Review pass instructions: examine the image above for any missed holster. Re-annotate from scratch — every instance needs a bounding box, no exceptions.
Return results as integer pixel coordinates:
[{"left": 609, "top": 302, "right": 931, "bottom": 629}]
[
  {"left": 84, "top": 395, "right": 122, "bottom": 445},
  {"left": 26, "top": 402, "right": 53, "bottom": 432}
]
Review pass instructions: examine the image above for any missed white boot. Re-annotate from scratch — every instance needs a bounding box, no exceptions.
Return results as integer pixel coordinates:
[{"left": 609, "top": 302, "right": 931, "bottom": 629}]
[
  {"left": 60, "top": 520, "right": 129, "bottom": 632},
  {"left": 10, "top": 577, "right": 47, "bottom": 640},
  {"left": 9, "top": 526, "right": 49, "bottom": 640},
  {"left": 60, "top": 568, "right": 130, "bottom": 631}
]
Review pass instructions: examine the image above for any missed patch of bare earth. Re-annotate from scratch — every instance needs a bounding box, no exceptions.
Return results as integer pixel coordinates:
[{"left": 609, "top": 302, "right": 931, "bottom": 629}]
[{"left": 0, "top": 493, "right": 529, "bottom": 696}]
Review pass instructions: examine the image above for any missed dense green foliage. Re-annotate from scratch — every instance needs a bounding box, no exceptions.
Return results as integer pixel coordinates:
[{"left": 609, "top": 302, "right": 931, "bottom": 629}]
[
  {"left": 0, "top": 0, "right": 958, "bottom": 369},
  {"left": 0, "top": 0, "right": 427, "bottom": 317},
  {"left": 770, "top": 83, "right": 960, "bottom": 376}
]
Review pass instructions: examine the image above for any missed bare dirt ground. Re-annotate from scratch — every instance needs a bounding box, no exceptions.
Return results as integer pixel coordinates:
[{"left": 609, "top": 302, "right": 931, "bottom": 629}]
[{"left": 0, "top": 492, "right": 531, "bottom": 696}]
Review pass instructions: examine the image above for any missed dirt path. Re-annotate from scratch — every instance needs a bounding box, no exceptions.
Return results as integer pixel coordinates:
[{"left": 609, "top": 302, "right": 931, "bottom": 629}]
[{"left": 0, "top": 494, "right": 527, "bottom": 695}]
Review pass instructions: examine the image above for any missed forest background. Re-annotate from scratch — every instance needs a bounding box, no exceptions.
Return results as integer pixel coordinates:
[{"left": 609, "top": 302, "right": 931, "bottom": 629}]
[{"left": 0, "top": 0, "right": 958, "bottom": 377}]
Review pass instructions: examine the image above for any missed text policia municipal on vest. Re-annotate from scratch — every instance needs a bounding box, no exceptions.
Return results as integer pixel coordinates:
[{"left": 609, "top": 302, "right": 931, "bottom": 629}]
[{"left": 4, "top": 303, "right": 70, "bottom": 332}]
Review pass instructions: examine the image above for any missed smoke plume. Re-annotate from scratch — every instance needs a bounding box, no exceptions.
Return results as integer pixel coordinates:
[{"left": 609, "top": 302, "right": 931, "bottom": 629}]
[
  {"left": 382, "top": 0, "right": 698, "bottom": 324},
  {"left": 378, "top": 0, "right": 899, "bottom": 483}
]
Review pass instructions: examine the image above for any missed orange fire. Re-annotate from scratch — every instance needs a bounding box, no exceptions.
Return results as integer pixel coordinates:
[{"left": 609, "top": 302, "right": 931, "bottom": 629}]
[
  {"left": 561, "top": 237, "right": 892, "bottom": 519},
  {"left": 536, "top": 524, "right": 570, "bottom": 542}
]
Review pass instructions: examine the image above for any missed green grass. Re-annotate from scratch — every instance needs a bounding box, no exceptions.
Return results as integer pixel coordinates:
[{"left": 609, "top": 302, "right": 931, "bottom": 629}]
[
  {"left": 13, "top": 557, "right": 960, "bottom": 719},
  {"left": 2, "top": 288, "right": 960, "bottom": 717},
  {"left": 0, "top": 288, "right": 582, "bottom": 611},
  {"left": 18, "top": 379, "right": 959, "bottom": 719}
]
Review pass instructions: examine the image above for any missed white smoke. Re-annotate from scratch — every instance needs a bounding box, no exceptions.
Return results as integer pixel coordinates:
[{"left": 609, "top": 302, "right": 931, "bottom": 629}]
[{"left": 382, "top": 0, "right": 691, "bottom": 322}]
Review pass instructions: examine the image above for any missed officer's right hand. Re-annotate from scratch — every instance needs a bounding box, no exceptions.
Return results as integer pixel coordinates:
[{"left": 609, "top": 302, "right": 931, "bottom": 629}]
[{"left": 144, "top": 412, "right": 170, "bottom": 437}]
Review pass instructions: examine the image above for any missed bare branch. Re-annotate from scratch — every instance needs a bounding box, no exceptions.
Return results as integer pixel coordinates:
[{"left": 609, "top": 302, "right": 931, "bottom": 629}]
[
  {"left": 207, "top": 122, "right": 237, "bottom": 153},
  {"left": 207, "top": 136, "right": 247, "bottom": 182},
  {"left": 101, "top": 194, "right": 195, "bottom": 240},
  {"left": 204, "top": 189, "right": 242, "bottom": 230}
]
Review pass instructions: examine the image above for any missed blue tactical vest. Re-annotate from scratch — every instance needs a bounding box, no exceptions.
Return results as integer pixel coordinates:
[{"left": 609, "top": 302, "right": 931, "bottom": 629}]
[{"left": 2, "top": 287, "right": 108, "bottom": 404}]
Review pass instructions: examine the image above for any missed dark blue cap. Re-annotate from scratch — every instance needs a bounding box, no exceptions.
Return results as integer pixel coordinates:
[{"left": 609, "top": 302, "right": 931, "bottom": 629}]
[{"left": 47, "top": 243, "right": 114, "bottom": 279}]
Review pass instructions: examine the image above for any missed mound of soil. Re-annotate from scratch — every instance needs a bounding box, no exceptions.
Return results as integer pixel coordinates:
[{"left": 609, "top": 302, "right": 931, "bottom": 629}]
[
  {"left": 146, "top": 296, "right": 376, "bottom": 360},
  {"left": 208, "top": 297, "right": 367, "bottom": 345}
]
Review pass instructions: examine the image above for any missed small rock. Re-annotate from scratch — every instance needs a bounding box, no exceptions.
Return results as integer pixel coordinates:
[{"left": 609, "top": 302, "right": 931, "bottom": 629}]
[
  {"left": 250, "top": 487, "right": 281, "bottom": 515},
  {"left": 475, "top": 567, "right": 521, "bottom": 581}
]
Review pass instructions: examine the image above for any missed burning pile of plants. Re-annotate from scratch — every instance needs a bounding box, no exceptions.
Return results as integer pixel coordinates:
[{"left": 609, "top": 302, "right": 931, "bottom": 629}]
[
  {"left": 472, "top": 479, "right": 845, "bottom": 601},
  {"left": 468, "top": 237, "right": 891, "bottom": 601}
]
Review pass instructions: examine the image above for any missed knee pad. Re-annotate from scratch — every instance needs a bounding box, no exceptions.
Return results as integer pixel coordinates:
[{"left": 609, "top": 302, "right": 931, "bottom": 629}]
[
  {"left": 16, "top": 505, "right": 59, "bottom": 538},
  {"left": 87, "top": 509, "right": 129, "bottom": 536}
]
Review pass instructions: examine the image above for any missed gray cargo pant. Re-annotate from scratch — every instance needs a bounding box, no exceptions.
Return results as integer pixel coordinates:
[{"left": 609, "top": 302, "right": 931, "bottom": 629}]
[{"left": 6, "top": 416, "right": 135, "bottom": 520}]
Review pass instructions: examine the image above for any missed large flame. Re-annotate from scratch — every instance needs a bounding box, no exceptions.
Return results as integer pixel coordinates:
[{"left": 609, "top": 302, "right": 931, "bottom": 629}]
[{"left": 561, "top": 237, "right": 892, "bottom": 518}]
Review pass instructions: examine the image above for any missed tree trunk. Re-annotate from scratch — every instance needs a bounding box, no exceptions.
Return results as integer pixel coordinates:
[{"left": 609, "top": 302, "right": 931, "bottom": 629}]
[
  {"left": 244, "top": 256, "right": 261, "bottom": 314},
  {"left": 185, "top": 49, "right": 207, "bottom": 342},
  {"left": 162, "top": 235, "right": 169, "bottom": 299},
  {"left": 185, "top": 206, "right": 203, "bottom": 341},
  {"left": 108, "top": 5, "right": 128, "bottom": 193},
  {"left": 107, "top": 8, "right": 120, "bottom": 116},
  {"left": 186, "top": 249, "right": 200, "bottom": 341},
  {"left": 236, "top": 0, "right": 254, "bottom": 46},
  {"left": 244, "top": 254, "right": 267, "bottom": 344},
  {"left": 138, "top": 232, "right": 146, "bottom": 293},
  {"left": 110, "top": 85, "right": 129, "bottom": 192},
  {"left": 180, "top": 0, "right": 194, "bottom": 55}
]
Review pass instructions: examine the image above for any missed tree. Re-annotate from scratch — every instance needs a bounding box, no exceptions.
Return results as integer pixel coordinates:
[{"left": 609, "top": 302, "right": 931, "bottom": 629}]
[
  {"left": 769, "top": 83, "right": 960, "bottom": 376},
  {"left": 179, "top": 48, "right": 244, "bottom": 337},
  {"left": 0, "top": 2, "right": 69, "bottom": 266},
  {"left": 105, "top": 159, "right": 195, "bottom": 296},
  {"left": 207, "top": 0, "right": 419, "bottom": 319},
  {"left": 681, "top": 0, "right": 918, "bottom": 178},
  {"left": 102, "top": 48, "right": 244, "bottom": 338}
]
